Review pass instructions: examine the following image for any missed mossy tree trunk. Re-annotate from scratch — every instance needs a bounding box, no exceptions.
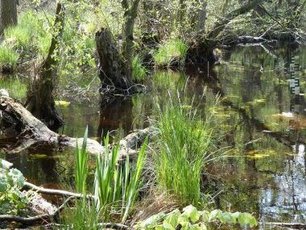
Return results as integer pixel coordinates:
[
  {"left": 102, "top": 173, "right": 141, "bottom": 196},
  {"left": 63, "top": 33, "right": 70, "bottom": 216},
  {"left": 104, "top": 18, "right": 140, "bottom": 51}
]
[
  {"left": 0, "top": 0, "right": 17, "bottom": 34},
  {"left": 121, "top": 0, "right": 141, "bottom": 79},
  {"left": 26, "top": 3, "right": 64, "bottom": 130}
]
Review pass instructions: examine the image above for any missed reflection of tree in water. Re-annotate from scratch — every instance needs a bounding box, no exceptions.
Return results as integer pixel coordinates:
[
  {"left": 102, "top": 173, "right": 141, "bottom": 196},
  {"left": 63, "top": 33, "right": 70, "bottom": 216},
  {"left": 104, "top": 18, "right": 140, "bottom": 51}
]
[
  {"left": 97, "top": 97, "right": 133, "bottom": 143},
  {"left": 260, "top": 145, "right": 306, "bottom": 224}
]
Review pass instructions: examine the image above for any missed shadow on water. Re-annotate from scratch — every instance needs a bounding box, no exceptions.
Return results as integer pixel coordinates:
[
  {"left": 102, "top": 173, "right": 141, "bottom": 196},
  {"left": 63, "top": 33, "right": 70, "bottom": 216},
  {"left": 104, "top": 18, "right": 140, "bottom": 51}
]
[{"left": 2, "top": 44, "right": 306, "bottom": 228}]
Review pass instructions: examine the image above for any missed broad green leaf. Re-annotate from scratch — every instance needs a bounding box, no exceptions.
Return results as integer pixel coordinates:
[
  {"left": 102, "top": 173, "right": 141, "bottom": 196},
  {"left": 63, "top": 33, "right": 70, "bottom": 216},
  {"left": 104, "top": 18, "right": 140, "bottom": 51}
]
[
  {"left": 208, "top": 209, "right": 221, "bottom": 222},
  {"left": 164, "top": 209, "right": 180, "bottom": 227},
  {"left": 218, "top": 211, "right": 236, "bottom": 224},
  {"left": 178, "top": 213, "right": 189, "bottom": 224},
  {"left": 238, "top": 212, "right": 258, "bottom": 227},
  {"left": 0, "top": 179, "right": 8, "bottom": 192},
  {"left": 182, "top": 205, "right": 200, "bottom": 223},
  {"left": 162, "top": 222, "right": 175, "bottom": 230},
  {"left": 200, "top": 210, "right": 210, "bottom": 222},
  {"left": 8, "top": 169, "right": 25, "bottom": 188},
  {"left": 138, "top": 212, "right": 166, "bottom": 228}
]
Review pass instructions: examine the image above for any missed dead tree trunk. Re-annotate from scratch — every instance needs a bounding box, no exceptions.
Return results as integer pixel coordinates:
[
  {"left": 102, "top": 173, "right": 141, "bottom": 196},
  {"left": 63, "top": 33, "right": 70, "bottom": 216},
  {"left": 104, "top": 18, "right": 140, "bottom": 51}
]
[
  {"left": 26, "top": 3, "right": 64, "bottom": 130},
  {"left": 96, "top": 28, "right": 133, "bottom": 94},
  {"left": 0, "top": 0, "right": 17, "bottom": 34},
  {"left": 96, "top": 0, "right": 144, "bottom": 95}
]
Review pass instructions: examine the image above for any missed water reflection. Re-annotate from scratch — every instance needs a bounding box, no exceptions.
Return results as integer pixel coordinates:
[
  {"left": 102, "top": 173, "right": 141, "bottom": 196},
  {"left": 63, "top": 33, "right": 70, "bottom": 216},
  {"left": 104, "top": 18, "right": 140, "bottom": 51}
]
[{"left": 260, "top": 145, "right": 306, "bottom": 224}]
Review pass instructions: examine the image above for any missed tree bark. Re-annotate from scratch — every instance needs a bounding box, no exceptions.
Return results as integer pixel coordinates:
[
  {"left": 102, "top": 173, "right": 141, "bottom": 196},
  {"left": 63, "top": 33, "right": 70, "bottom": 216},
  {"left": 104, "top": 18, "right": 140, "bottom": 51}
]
[
  {"left": 96, "top": 28, "right": 133, "bottom": 92},
  {"left": 26, "top": 3, "right": 64, "bottom": 130},
  {"left": 96, "top": 0, "right": 143, "bottom": 95},
  {"left": 122, "top": 0, "right": 141, "bottom": 79},
  {"left": 0, "top": 0, "right": 17, "bottom": 34}
]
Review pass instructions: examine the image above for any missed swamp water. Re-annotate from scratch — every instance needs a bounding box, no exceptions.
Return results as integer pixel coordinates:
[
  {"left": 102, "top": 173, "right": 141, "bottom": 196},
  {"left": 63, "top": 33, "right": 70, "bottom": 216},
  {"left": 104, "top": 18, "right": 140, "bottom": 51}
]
[{"left": 1, "top": 45, "right": 306, "bottom": 229}]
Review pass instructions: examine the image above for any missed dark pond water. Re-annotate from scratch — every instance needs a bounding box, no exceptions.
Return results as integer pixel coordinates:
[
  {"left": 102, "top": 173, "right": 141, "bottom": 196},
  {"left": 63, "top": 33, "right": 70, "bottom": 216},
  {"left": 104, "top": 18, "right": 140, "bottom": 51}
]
[{"left": 1, "top": 45, "right": 306, "bottom": 229}]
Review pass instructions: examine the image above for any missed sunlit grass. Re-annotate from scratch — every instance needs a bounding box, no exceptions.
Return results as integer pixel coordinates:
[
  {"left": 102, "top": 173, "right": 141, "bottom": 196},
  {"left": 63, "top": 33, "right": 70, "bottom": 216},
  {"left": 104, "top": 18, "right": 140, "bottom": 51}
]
[
  {"left": 132, "top": 55, "right": 147, "bottom": 82},
  {"left": 0, "top": 46, "right": 19, "bottom": 70},
  {"left": 0, "top": 77, "right": 27, "bottom": 99},
  {"left": 154, "top": 92, "right": 214, "bottom": 206},
  {"left": 4, "top": 27, "right": 31, "bottom": 49},
  {"left": 154, "top": 38, "right": 188, "bottom": 66}
]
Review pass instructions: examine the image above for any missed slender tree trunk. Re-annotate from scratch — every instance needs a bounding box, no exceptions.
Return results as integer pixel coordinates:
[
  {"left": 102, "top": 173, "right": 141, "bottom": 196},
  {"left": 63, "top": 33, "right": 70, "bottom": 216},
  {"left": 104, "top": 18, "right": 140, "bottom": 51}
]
[
  {"left": 26, "top": 3, "right": 64, "bottom": 130},
  {"left": 122, "top": 0, "right": 141, "bottom": 79},
  {"left": 0, "top": 0, "right": 17, "bottom": 34}
]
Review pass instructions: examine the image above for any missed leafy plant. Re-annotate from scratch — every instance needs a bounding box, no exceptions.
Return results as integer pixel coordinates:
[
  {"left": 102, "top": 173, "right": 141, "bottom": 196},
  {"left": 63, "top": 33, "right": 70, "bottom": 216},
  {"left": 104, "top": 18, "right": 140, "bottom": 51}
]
[
  {"left": 0, "top": 166, "right": 27, "bottom": 215},
  {"left": 135, "top": 205, "right": 258, "bottom": 229}
]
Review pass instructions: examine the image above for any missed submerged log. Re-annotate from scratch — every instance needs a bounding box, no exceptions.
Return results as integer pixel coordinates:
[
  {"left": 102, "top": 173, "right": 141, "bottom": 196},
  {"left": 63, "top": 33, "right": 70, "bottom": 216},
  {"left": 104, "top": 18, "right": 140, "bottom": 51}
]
[{"left": 0, "top": 94, "right": 154, "bottom": 155}]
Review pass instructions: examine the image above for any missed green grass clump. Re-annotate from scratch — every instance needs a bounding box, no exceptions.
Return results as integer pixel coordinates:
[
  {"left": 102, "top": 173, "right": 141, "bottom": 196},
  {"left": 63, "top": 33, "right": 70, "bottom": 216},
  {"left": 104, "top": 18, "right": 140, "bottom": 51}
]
[
  {"left": 132, "top": 55, "right": 147, "bottom": 82},
  {"left": 0, "top": 46, "right": 19, "bottom": 69},
  {"left": 154, "top": 38, "right": 188, "bottom": 66},
  {"left": 4, "top": 27, "right": 31, "bottom": 49},
  {"left": 154, "top": 93, "right": 213, "bottom": 205}
]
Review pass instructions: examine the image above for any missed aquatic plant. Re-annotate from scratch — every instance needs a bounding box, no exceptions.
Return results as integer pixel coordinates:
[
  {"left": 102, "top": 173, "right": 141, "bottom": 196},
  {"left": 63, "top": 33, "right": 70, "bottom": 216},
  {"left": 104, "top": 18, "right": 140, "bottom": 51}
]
[
  {"left": 153, "top": 38, "right": 188, "bottom": 67},
  {"left": 75, "top": 127, "right": 89, "bottom": 194},
  {"left": 94, "top": 135, "right": 147, "bottom": 222},
  {"left": 154, "top": 92, "right": 213, "bottom": 205}
]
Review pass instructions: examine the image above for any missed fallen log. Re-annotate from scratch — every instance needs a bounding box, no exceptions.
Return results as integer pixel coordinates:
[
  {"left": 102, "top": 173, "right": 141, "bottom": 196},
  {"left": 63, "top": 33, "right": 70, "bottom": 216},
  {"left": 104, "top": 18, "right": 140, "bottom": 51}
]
[{"left": 0, "top": 94, "right": 156, "bottom": 155}]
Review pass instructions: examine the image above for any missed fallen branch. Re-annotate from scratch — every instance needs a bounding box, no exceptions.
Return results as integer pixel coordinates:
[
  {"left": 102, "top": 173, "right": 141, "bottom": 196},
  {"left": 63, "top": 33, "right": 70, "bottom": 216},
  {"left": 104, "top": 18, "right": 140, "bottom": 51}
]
[{"left": 23, "top": 181, "right": 94, "bottom": 199}]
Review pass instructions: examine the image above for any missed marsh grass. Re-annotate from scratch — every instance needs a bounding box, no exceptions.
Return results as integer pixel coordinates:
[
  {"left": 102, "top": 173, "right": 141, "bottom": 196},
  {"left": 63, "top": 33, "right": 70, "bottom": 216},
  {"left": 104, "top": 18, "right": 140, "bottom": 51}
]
[
  {"left": 154, "top": 38, "right": 188, "bottom": 67},
  {"left": 154, "top": 91, "right": 214, "bottom": 206}
]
